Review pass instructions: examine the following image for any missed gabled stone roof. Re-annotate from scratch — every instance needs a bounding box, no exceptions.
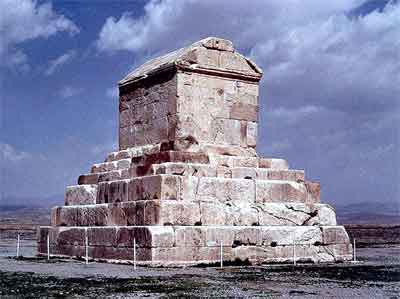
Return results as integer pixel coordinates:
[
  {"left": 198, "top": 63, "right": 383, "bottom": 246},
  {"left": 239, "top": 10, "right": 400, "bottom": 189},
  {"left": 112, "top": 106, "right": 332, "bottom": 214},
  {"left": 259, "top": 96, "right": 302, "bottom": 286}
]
[{"left": 119, "top": 37, "right": 263, "bottom": 86}]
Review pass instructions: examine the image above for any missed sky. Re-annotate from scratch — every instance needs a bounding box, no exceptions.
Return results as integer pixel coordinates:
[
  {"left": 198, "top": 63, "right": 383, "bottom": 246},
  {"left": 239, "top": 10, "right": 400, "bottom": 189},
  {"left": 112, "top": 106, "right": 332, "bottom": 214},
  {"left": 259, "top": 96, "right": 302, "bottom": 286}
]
[{"left": 0, "top": 0, "right": 399, "bottom": 208}]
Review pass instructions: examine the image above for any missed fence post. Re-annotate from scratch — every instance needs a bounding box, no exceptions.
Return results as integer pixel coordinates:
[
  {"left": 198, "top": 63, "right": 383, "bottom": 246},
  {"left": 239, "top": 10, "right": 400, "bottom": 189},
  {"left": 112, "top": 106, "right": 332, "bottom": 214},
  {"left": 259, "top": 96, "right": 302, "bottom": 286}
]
[
  {"left": 85, "top": 228, "right": 89, "bottom": 265},
  {"left": 16, "top": 234, "right": 20, "bottom": 258},
  {"left": 47, "top": 233, "right": 50, "bottom": 261},
  {"left": 353, "top": 238, "right": 356, "bottom": 262},
  {"left": 133, "top": 238, "right": 136, "bottom": 270},
  {"left": 293, "top": 234, "right": 296, "bottom": 266},
  {"left": 220, "top": 241, "right": 223, "bottom": 268}
]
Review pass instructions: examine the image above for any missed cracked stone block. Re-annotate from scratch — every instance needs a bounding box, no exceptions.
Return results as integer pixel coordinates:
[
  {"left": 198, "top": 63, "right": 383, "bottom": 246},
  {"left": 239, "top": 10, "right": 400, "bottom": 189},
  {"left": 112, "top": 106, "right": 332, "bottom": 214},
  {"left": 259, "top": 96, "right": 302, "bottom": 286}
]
[
  {"left": 153, "top": 162, "right": 217, "bottom": 177},
  {"left": 322, "top": 226, "right": 350, "bottom": 244},
  {"left": 193, "top": 177, "right": 255, "bottom": 203},
  {"left": 65, "top": 185, "right": 97, "bottom": 206},
  {"left": 255, "top": 181, "right": 308, "bottom": 203}
]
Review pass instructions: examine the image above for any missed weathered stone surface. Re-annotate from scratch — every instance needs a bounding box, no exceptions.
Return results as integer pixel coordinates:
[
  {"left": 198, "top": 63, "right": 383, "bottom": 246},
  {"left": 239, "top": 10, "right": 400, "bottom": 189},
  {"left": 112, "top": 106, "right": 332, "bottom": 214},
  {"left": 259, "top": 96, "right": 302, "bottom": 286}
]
[
  {"left": 65, "top": 185, "right": 97, "bottom": 206},
  {"left": 38, "top": 225, "right": 352, "bottom": 264},
  {"left": 39, "top": 37, "right": 351, "bottom": 266},
  {"left": 255, "top": 181, "right": 308, "bottom": 203}
]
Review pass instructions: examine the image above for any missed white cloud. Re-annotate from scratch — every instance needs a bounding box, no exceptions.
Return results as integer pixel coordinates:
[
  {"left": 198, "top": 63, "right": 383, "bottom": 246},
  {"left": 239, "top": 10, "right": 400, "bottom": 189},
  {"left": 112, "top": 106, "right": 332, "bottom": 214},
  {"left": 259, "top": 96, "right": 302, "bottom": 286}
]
[
  {"left": 95, "top": 0, "right": 399, "bottom": 205},
  {"left": 0, "top": 0, "right": 79, "bottom": 71},
  {"left": 0, "top": 143, "right": 31, "bottom": 162},
  {"left": 59, "top": 86, "right": 83, "bottom": 99},
  {"left": 96, "top": 1, "right": 399, "bottom": 114},
  {"left": 45, "top": 50, "right": 76, "bottom": 75},
  {"left": 269, "top": 105, "right": 323, "bottom": 124}
]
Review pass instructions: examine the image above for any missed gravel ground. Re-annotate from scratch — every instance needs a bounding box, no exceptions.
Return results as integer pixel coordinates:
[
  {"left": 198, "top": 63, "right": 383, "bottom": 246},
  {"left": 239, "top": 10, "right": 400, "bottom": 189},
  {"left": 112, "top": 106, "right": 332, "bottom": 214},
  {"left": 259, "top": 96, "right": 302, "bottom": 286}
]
[{"left": 0, "top": 239, "right": 399, "bottom": 297}]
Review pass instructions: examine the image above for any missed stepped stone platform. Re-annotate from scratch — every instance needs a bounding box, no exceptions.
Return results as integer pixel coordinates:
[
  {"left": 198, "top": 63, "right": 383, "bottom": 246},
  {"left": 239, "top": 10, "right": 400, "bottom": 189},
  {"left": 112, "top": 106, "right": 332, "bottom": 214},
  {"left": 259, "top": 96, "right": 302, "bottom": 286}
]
[{"left": 38, "top": 37, "right": 352, "bottom": 265}]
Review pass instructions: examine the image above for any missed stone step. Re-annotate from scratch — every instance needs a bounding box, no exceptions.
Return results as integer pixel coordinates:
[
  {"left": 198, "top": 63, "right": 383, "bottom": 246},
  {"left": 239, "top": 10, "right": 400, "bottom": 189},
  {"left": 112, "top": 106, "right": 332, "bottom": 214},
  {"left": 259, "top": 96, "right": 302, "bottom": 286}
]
[
  {"left": 105, "top": 144, "right": 162, "bottom": 162},
  {"left": 78, "top": 169, "right": 130, "bottom": 185},
  {"left": 78, "top": 162, "right": 303, "bottom": 185},
  {"left": 96, "top": 175, "right": 318, "bottom": 205},
  {"left": 152, "top": 162, "right": 303, "bottom": 181},
  {"left": 103, "top": 149, "right": 289, "bottom": 171},
  {"left": 37, "top": 225, "right": 352, "bottom": 265},
  {"left": 91, "top": 159, "right": 131, "bottom": 174},
  {"left": 69, "top": 175, "right": 319, "bottom": 206},
  {"left": 52, "top": 201, "right": 336, "bottom": 227}
]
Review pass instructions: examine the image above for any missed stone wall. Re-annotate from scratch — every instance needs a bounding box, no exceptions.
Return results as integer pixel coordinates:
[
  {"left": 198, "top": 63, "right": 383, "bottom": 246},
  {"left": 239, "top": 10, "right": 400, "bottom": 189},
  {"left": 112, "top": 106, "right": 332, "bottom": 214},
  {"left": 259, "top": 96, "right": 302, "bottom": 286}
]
[{"left": 119, "top": 70, "right": 177, "bottom": 150}]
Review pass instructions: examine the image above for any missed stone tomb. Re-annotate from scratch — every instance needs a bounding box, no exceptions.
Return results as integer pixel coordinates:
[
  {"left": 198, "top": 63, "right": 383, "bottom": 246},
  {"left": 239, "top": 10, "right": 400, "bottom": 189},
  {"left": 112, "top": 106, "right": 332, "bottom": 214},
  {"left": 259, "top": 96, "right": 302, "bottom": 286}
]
[{"left": 38, "top": 37, "right": 352, "bottom": 265}]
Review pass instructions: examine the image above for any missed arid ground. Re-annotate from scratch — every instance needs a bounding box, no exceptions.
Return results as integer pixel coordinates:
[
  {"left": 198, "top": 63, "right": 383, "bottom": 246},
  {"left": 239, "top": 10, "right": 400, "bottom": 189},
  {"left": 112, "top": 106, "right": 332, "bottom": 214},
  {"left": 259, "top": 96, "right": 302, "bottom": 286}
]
[{"left": 0, "top": 238, "right": 399, "bottom": 297}]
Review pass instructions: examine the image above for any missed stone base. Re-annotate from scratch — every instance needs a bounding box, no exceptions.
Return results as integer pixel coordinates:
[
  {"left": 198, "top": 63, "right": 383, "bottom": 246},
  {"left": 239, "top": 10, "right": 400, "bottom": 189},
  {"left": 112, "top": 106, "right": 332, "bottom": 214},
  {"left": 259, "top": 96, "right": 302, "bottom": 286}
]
[{"left": 37, "top": 225, "right": 352, "bottom": 266}]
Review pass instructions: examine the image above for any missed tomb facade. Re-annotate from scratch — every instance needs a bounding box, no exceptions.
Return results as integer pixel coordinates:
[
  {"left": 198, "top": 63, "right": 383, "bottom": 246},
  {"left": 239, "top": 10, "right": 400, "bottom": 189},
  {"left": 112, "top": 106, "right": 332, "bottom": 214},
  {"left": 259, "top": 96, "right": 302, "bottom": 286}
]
[{"left": 38, "top": 37, "right": 352, "bottom": 265}]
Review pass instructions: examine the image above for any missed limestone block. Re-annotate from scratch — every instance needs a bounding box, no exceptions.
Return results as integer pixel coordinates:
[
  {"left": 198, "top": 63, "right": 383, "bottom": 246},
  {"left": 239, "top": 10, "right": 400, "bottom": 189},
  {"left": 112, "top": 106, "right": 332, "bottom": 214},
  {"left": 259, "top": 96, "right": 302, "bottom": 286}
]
[
  {"left": 129, "top": 175, "right": 180, "bottom": 201},
  {"left": 75, "top": 205, "right": 109, "bottom": 226},
  {"left": 216, "top": 166, "right": 232, "bottom": 178},
  {"left": 230, "top": 103, "right": 258, "bottom": 122},
  {"left": 201, "top": 144, "right": 257, "bottom": 157},
  {"left": 305, "top": 181, "right": 320, "bottom": 203},
  {"left": 178, "top": 176, "right": 199, "bottom": 200},
  {"left": 212, "top": 118, "right": 242, "bottom": 145},
  {"left": 258, "top": 158, "right": 289, "bottom": 169},
  {"left": 97, "top": 170, "right": 124, "bottom": 183},
  {"left": 233, "top": 227, "right": 261, "bottom": 246},
  {"left": 175, "top": 227, "right": 206, "bottom": 247},
  {"left": 109, "top": 179, "right": 129, "bottom": 203},
  {"left": 122, "top": 201, "right": 137, "bottom": 225},
  {"left": 306, "top": 204, "right": 337, "bottom": 226},
  {"left": 157, "top": 201, "right": 201, "bottom": 226},
  {"left": 204, "top": 227, "right": 235, "bottom": 248},
  {"left": 153, "top": 162, "right": 217, "bottom": 177},
  {"left": 230, "top": 167, "right": 257, "bottom": 180},
  {"left": 257, "top": 203, "right": 317, "bottom": 226},
  {"left": 201, "top": 37, "right": 234, "bottom": 52},
  {"left": 91, "top": 159, "right": 131, "bottom": 174},
  {"left": 88, "top": 227, "right": 118, "bottom": 246},
  {"left": 317, "top": 243, "right": 352, "bottom": 262},
  {"left": 322, "top": 226, "right": 350, "bottom": 244},
  {"left": 78, "top": 173, "right": 99, "bottom": 185},
  {"left": 134, "top": 201, "right": 145, "bottom": 225},
  {"left": 246, "top": 121, "right": 257, "bottom": 147},
  {"left": 56, "top": 227, "right": 86, "bottom": 246},
  {"left": 97, "top": 180, "right": 130, "bottom": 204},
  {"left": 195, "top": 177, "right": 255, "bottom": 203},
  {"left": 200, "top": 201, "right": 226, "bottom": 225},
  {"left": 108, "top": 203, "right": 127, "bottom": 226},
  {"left": 209, "top": 155, "right": 259, "bottom": 168},
  {"left": 255, "top": 181, "right": 308, "bottom": 203},
  {"left": 259, "top": 226, "right": 322, "bottom": 246},
  {"left": 132, "top": 151, "right": 209, "bottom": 167},
  {"left": 89, "top": 245, "right": 152, "bottom": 261},
  {"left": 65, "top": 185, "right": 97, "bottom": 206},
  {"left": 219, "top": 50, "right": 257, "bottom": 74},
  {"left": 123, "top": 227, "right": 173, "bottom": 248},
  {"left": 256, "top": 169, "right": 304, "bottom": 182}
]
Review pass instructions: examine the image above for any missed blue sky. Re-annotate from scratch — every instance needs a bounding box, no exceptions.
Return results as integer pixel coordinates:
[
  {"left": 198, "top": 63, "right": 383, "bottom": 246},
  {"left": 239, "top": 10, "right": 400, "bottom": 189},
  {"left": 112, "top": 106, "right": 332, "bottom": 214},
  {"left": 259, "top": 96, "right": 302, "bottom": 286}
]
[{"left": 0, "top": 0, "right": 399, "bottom": 207}]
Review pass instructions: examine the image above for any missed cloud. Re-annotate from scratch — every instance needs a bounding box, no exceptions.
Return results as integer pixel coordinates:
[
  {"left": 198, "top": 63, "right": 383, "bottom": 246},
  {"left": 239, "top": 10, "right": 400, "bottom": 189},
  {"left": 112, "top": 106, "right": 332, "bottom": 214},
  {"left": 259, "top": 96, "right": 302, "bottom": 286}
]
[
  {"left": 95, "top": 0, "right": 400, "bottom": 205},
  {"left": 0, "top": 143, "right": 31, "bottom": 162},
  {"left": 269, "top": 106, "right": 323, "bottom": 124},
  {"left": 59, "top": 86, "right": 83, "bottom": 98},
  {"left": 0, "top": 0, "right": 79, "bottom": 71},
  {"left": 45, "top": 50, "right": 76, "bottom": 75}
]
